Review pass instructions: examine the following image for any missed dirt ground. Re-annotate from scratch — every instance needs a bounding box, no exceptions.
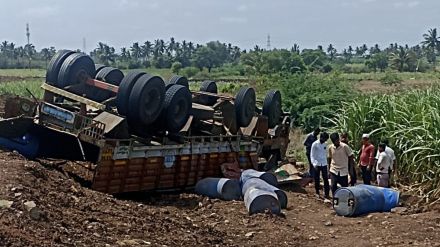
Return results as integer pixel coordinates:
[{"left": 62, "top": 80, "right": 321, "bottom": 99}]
[
  {"left": 1, "top": 151, "right": 440, "bottom": 247},
  {"left": 355, "top": 79, "right": 438, "bottom": 93}
]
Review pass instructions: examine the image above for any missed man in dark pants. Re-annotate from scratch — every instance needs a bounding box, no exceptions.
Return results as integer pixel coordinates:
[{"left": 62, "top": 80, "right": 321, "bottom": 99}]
[
  {"left": 340, "top": 132, "right": 357, "bottom": 186},
  {"left": 310, "top": 132, "right": 330, "bottom": 199},
  {"left": 328, "top": 133, "right": 355, "bottom": 195},
  {"left": 304, "top": 127, "right": 321, "bottom": 177},
  {"left": 359, "top": 134, "right": 375, "bottom": 185}
]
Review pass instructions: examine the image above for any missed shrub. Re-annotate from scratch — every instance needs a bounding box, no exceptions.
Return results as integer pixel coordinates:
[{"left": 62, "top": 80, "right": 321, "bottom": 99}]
[
  {"left": 180, "top": 66, "right": 199, "bottom": 78},
  {"left": 171, "top": 62, "right": 182, "bottom": 74},
  {"left": 380, "top": 72, "right": 402, "bottom": 86}
]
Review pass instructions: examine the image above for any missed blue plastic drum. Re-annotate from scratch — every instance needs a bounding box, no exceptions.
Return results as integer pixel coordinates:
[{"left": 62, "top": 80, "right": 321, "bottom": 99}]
[
  {"left": 195, "top": 178, "right": 241, "bottom": 201},
  {"left": 333, "top": 185, "right": 385, "bottom": 217},
  {"left": 357, "top": 184, "right": 400, "bottom": 212}
]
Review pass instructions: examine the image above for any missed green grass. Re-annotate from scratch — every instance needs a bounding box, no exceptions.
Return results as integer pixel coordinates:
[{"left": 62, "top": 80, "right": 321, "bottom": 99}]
[
  {"left": 340, "top": 71, "right": 440, "bottom": 82},
  {"left": 0, "top": 69, "right": 46, "bottom": 78},
  {"left": 0, "top": 79, "right": 43, "bottom": 99}
]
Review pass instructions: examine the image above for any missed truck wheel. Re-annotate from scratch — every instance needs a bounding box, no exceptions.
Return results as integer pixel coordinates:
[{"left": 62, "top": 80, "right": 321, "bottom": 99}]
[
  {"left": 128, "top": 74, "right": 165, "bottom": 126},
  {"left": 198, "top": 80, "right": 217, "bottom": 106},
  {"left": 88, "top": 67, "right": 125, "bottom": 102},
  {"left": 95, "top": 67, "right": 124, "bottom": 86},
  {"left": 116, "top": 71, "right": 146, "bottom": 116},
  {"left": 235, "top": 87, "right": 256, "bottom": 127},
  {"left": 57, "top": 53, "right": 95, "bottom": 88},
  {"left": 168, "top": 75, "right": 189, "bottom": 88},
  {"left": 94, "top": 64, "right": 106, "bottom": 75},
  {"left": 46, "top": 50, "right": 75, "bottom": 85},
  {"left": 262, "top": 90, "right": 282, "bottom": 128},
  {"left": 161, "top": 85, "right": 192, "bottom": 133}
]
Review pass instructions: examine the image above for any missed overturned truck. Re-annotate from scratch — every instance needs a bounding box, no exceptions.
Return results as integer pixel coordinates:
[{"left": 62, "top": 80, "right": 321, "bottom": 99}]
[{"left": 0, "top": 50, "right": 291, "bottom": 194}]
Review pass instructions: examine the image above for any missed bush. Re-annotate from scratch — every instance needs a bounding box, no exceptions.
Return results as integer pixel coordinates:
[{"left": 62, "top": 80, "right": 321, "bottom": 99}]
[
  {"left": 380, "top": 72, "right": 402, "bottom": 86},
  {"left": 321, "top": 64, "right": 333, "bottom": 73},
  {"left": 278, "top": 73, "right": 354, "bottom": 132},
  {"left": 171, "top": 62, "right": 182, "bottom": 74},
  {"left": 180, "top": 66, "right": 199, "bottom": 78},
  {"left": 128, "top": 61, "right": 142, "bottom": 69}
]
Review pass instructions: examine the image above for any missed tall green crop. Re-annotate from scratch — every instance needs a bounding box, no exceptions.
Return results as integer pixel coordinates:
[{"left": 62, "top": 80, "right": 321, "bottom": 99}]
[{"left": 330, "top": 87, "right": 440, "bottom": 199}]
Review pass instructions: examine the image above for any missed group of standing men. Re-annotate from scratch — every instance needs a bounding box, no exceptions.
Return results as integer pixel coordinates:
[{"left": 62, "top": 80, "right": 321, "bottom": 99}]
[{"left": 304, "top": 128, "right": 396, "bottom": 199}]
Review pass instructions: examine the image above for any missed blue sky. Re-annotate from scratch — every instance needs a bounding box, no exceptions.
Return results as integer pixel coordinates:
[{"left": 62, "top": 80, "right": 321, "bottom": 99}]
[{"left": 0, "top": 0, "right": 439, "bottom": 52}]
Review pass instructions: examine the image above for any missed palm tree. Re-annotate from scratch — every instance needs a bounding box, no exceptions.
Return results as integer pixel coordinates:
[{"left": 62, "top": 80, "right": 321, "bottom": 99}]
[
  {"left": 40, "top": 48, "right": 51, "bottom": 68},
  {"left": 327, "top": 44, "right": 337, "bottom": 61},
  {"left": 141, "top": 41, "right": 153, "bottom": 60},
  {"left": 348, "top": 46, "right": 353, "bottom": 55},
  {"left": 130, "top": 42, "right": 142, "bottom": 61},
  {"left": 120, "top": 47, "right": 130, "bottom": 62},
  {"left": 24, "top": 44, "right": 36, "bottom": 69},
  {"left": 0, "top": 41, "right": 9, "bottom": 55},
  {"left": 291, "top": 43, "right": 300, "bottom": 54},
  {"left": 389, "top": 46, "right": 415, "bottom": 72},
  {"left": 370, "top": 44, "right": 381, "bottom": 54},
  {"left": 421, "top": 28, "right": 440, "bottom": 70}
]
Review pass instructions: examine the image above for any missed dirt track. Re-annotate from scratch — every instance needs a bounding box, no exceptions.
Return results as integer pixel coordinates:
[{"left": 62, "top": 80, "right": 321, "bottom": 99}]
[{"left": 1, "top": 150, "right": 440, "bottom": 247}]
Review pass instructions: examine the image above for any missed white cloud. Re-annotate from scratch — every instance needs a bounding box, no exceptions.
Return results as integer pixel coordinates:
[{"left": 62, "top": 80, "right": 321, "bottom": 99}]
[
  {"left": 361, "top": 0, "right": 377, "bottom": 3},
  {"left": 220, "top": 17, "right": 248, "bottom": 24},
  {"left": 407, "top": 1, "right": 420, "bottom": 7},
  {"left": 237, "top": 4, "right": 248, "bottom": 12},
  {"left": 393, "top": 2, "right": 405, "bottom": 8},
  {"left": 22, "top": 6, "right": 58, "bottom": 18},
  {"left": 393, "top": 1, "right": 420, "bottom": 8}
]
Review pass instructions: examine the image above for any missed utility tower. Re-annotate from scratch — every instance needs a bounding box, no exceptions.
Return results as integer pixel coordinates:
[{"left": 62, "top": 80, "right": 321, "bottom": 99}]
[
  {"left": 83, "top": 37, "right": 87, "bottom": 53},
  {"left": 26, "top": 23, "right": 30, "bottom": 45},
  {"left": 266, "top": 34, "right": 271, "bottom": 51}
]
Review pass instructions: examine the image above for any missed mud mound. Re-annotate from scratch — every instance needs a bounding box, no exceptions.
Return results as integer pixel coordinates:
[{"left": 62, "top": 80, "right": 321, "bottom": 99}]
[
  {"left": 0, "top": 151, "right": 230, "bottom": 246},
  {"left": 1, "top": 150, "right": 440, "bottom": 247}
]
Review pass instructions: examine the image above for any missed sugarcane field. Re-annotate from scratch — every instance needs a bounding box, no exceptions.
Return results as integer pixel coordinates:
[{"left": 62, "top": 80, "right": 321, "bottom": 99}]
[{"left": 2, "top": 1, "right": 440, "bottom": 247}]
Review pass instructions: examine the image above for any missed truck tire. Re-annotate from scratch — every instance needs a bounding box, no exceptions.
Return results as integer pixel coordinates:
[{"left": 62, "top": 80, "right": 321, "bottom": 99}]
[
  {"left": 94, "top": 64, "right": 106, "bottom": 75},
  {"left": 235, "top": 87, "right": 256, "bottom": 127},
  {"left": 46, "top": 50, "right": 75, "bottom": 85},
  {"left": 198, "top": 80, "right": 217, "bottom": 106},
  {"left": 161, "top": 84, "right": 192, "bottom": 133},
  {"left": 87, "top": 67, "right": 125, "bottom": 102},
  {"left": 57, "top": 53, "right": 95, "bottom": 88},
  {"left": 95, "top": 67, "right": 124, "bottom": 86},
  {"left": 116, "top": 71, "right": 146, "bottom": 116},
  {"left": 128, "top": 74, "right": 165, "bottom": 126},
  {"left": 168, "top": 75, "right": 189, "bottom": 88},
  {"left": 262, "top": 90, "right": 282, "bottom": 128}
]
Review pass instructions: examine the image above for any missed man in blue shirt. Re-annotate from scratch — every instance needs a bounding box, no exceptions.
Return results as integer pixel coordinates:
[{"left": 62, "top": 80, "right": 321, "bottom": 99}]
[
  {"left": 304, "top": 127, "right": 321, "bottom": 177},
  {"left": 310, "top": 132, "right": 330, "bottom": 199}
]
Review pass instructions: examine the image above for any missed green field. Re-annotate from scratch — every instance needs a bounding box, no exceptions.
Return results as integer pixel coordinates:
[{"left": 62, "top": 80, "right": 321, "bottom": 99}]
[{"left": 0, "top": 69, "right": 46, "bottom": 78}]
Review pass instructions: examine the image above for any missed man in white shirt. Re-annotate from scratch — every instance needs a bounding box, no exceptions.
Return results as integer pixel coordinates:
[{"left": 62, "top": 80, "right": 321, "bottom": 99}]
[
  {"left": 376, "top": 143, "right": 392, "bottom": 187},
  {"left": 375, "top": 139, "right": 396, "bottom": 187},
  {"left": 310, "top": 132, "right": 330, "bottom": 199}
]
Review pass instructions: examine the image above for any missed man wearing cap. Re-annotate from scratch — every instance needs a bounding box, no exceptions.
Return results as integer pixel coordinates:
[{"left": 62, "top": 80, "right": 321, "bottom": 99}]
[
  {"left": 359, "top": 134, "right": 375, "bottom": 185},
  {"left": 328, "top": 132, "right": 356, "bottom": 195}
]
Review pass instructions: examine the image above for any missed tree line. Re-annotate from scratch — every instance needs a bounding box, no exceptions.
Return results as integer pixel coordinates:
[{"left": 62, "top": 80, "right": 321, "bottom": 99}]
[{"left": 1, "top": 28, "right": 439, "bottom": 75}]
